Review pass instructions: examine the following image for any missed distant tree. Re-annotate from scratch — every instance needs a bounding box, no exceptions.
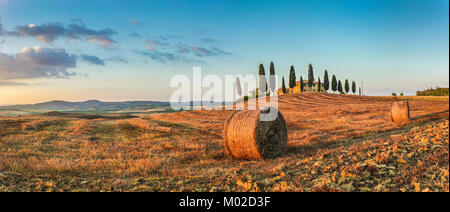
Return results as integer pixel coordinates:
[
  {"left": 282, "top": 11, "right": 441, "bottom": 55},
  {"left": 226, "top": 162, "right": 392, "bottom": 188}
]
[
  {"left": 269, "top": 61, "right": 276, "bottom": 94},
  {"left": 331, "top": 75, "right": 337, "bottom": 93},
  {"left": 323, "top": 70, "right": 330, "bottom": 92},
  {"left": 300, "top": 76, "right": 304, "bottom": 92},
  {"left": 318, "top": 77, "right": 321, "bottom": 92},
  {"left": 282, "top": 77, "right": 287, "bottom": 94},
  {"left": 392, "top": 92, "right": 397, "bottom": 96},
  {"left": 344, "top": 79, "right": 350, "bottom": 94},
  {"left": 359, "top": 87, "right": 362, "bottom": 96},
  {"left": 236, "top": 77, "right": 242, "bottom": 98},
  {"left": 352, "top": 81, "right": 356, "bottom": 94},
  {"left": 417, "top": 87, "right": 449, "bottom": 96},
  {"left": 308, "top": 64, "right": 314, "bottom": 88},
  {"left": 258, "top": 64, "right": 267, "bottom": 93},
  {"left": 338, "top": 80, "right": 343, "bottom": 94},
  {"left": 289, "top": 66, "right": 296, "bottom": 88},
  {"left": 400, "top": 92, "right": 404, "bottom": 96}
]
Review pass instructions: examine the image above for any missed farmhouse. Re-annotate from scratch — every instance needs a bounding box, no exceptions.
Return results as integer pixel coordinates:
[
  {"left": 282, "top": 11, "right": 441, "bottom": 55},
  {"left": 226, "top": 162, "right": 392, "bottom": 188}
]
[{"left": 278, "top": 80, "right": 325, "bottom": 95}]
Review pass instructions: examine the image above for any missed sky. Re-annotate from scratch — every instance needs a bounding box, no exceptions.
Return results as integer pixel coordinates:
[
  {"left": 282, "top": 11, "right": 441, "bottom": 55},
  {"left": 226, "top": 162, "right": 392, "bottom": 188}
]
[{"left": 0, "top": 0, "right": 448, "bottom": 104}]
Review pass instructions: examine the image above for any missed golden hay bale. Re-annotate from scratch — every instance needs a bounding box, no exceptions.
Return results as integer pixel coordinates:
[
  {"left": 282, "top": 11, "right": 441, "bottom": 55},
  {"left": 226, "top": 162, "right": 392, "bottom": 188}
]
[
  {"left": 222, "top": 107, "right": 288, "bottom": 160},
  {"left": 391, "top": 100, "right": 410, "bottom": 122}
]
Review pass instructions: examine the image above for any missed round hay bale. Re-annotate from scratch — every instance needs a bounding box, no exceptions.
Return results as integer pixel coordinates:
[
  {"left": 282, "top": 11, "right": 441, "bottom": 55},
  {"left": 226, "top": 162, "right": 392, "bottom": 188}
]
[
  {"left": 391, "top": 100, "right": 410, "bottom": 122},
  {"left": 222, "top": 107, "right": 288, "bottom": 160}
]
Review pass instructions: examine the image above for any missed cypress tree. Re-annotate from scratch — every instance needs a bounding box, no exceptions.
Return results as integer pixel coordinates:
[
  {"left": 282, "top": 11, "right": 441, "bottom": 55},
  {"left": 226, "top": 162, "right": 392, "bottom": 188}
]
[
  {"left": 289, "top": 66, "right": 296, "bottom": 88},
  {"left": 300, "top": 76, "right": 304, "bottom": 92},
  {"left": 318, "top": 77, "right": 321, "bottom": 92},
  {"left": 258, "top": 64, "right": 267, "bottom": 93},
  {"left": 323, "top": 70, "right": 329, "bottom": 92},
  {"left": 282, "top": 77, "right": 287, "bottom": 94},
  {"left": 269, "top": 61, "right": 275, "bottom": 75},
  {"left": 344, "top": 79, "right": 349, "bottom": 94},
  {"left": 331, "top": 75, "right": 337, "bottom": 93},
  {"left": 308, "top": 64, "right": 314, "bottom": 88},
  {"left": 269, "top": 61, "right": 276, "bottom": 93},
  {"left": 359, "top": 87, "right": 362, "bottom": 96},
  {"left": 338, "top": 80, "right": 343, "bottom": 94},
  {"left": 236, "top": 77, "right": 242, "bottom": 98},
  {"left": 352, "top": 81, "right": 356, "bottom": 94}
]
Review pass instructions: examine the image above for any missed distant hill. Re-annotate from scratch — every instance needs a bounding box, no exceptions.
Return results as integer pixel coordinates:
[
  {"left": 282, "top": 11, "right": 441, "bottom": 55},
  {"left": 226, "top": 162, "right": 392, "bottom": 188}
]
[
  {"left": 0, "top": 100, "right": 170, "bottom": 111},
  {"left": 0, "top": 100, "right": 236, "bottom": 116},
  {"left": 42, "top": 111, "right": 138, "bottom": 120}
]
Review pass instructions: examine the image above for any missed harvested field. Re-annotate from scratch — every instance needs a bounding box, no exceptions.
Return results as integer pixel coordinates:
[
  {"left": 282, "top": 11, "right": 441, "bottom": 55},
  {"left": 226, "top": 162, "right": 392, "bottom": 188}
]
[{"left": 0, "top": 93, "right": 448, "bottom": 192}]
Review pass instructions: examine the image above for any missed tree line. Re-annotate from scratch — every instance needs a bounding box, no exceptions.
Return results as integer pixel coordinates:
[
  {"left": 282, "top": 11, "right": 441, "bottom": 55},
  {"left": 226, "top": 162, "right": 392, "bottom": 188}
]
[{"left": 416, "top": 87, "right": 449, "bottom": 96}]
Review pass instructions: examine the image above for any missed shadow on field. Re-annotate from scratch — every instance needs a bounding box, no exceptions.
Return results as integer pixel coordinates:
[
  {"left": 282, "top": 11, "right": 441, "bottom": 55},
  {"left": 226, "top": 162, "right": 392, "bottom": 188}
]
[
  {"left": 411, "top": 109, "right": 449, "bottom": 121},
  {"left": 287, "top": 110, "right": 449, "bottom": 157},
  {"left": 42, "top": 111, "right": 138, "bottom": 120}
]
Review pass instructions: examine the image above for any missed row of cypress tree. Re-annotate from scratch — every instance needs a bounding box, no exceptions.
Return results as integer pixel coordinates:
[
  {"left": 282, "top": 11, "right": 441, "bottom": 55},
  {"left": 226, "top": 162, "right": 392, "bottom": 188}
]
[
  {"left": 257, "top": 62, "right": 360, "bottom": 95},
  {"left": 280, "top": 64, "right": 359, "bottom": 95}
]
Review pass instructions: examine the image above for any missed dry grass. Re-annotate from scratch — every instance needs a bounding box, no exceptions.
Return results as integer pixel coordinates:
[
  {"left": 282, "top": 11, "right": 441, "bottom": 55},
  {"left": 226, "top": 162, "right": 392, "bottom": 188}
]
[{"left": 0, "top": 93, "right": 448, "bottom": 192}]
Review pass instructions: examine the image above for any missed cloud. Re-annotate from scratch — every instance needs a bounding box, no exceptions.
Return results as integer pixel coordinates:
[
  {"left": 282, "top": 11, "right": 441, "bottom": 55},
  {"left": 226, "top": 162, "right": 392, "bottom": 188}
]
[
  {"left": 0, "top": 19, "right": 4, "bottom": 36},
  {"left": 210, "top": 47, "right": 232, "bottom": 56},
  {"left": 69, "top": 18, "right": 84, "bottom": 25},
  {"left": 79, "top": 54, "right": 105, "bottom": 65},
  {"left": 136, "top": 50, "right": 180, "bottom": 63},
  {"left": 136, "top": 50, "right": 201, "bottom": 64},
  {"left": 165, "top": 34, "right": 183, "bottom": 39},
  {"left": 104, "top": 56, "right": 128, "bottom": 64},
  {"left": 144, "top": 38, "right": 170, "bottom": 50},
  {"left": 129, "top": 19, "right": 141, "bottom": 26},
  {"left": 135, "top": 34, "right": 231, "bottom": 64},
  {"left": 200, "top": 38, "right": 218, "bottom": 43},
  {"left": 182, "top": 45, "right": 232, "bottom": 57},
  {"left": 175, "top": 45, "right": 190, "bottom": 53},
  {"left": 0, "top": 46, "right": 77, "bottom": 81},
  {"left": 0, "top": 81, "right": 28, "bottom": 86},
  {"left": 8, "top": 23, "right": 65, "bottom": 43},
  {"left": 7, "top": 22, "right": 117, "bottom": 47},
  {"left": 189, "top": 46, "right": 219, "bottom": 57},
  {"left": 65, "top": 24, "right": 116, "bottom": 46},
  {"left": 128, "top": 32, "right": 142, "bottom": 38}
]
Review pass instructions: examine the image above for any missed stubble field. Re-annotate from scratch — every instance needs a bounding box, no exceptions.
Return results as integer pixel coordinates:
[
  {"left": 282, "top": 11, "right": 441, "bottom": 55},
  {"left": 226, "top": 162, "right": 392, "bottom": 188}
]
[{"left": 0, "top": 93, "right": 448, "bottom": 192}]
